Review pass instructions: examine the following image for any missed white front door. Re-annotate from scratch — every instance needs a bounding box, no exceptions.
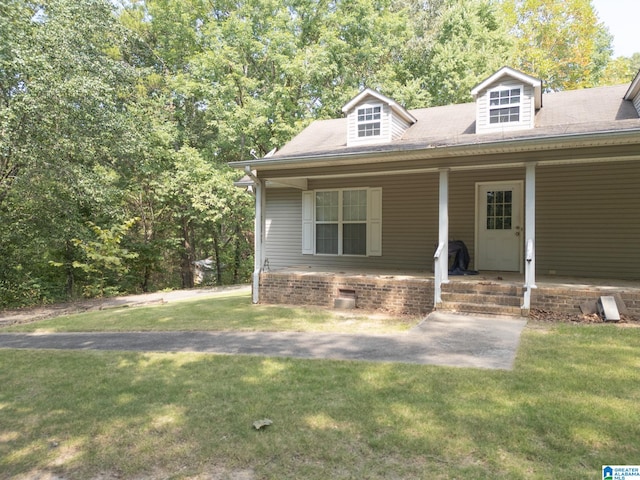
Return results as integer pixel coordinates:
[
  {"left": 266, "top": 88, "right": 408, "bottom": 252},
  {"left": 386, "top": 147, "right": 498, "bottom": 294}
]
[{"left": 476, "top": 181, "right": 523, "bottom": 272}]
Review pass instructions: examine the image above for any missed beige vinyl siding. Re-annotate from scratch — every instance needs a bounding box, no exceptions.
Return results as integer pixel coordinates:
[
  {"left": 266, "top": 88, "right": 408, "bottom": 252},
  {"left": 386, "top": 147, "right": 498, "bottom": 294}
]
[
  {"left": 536, "top": 161, "right": 640, "bottom": 280},
  {"left": 476, "top": 80, "right": 535, "bottom": 134},
  {"left": 346, "top": 102, "right": 391, "bottom": 146},
  {"left": 633, "top": 94, "right": 640, "bottom": 116},
  {"left": 264, "top": 173, "right": 439, "bottom": 271}
]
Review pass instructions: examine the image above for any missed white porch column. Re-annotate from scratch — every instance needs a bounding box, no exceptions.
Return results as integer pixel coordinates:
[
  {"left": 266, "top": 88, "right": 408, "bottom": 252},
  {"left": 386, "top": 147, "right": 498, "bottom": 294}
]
[
  {"left": 251, "top": 174, "right": 265, "bottom": 304},
  {"left": 434, "top": 168, "right": 449, "bottom": 306},
  {"left": 523, "top": 162, "right": 537, "bottom": 311}
]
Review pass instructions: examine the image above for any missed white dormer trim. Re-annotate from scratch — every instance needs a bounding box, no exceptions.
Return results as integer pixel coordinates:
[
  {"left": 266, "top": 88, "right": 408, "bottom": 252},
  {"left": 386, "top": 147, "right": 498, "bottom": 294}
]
[
  {"left": 472, "top": 66, "right": 542, "bottom": 110},
  {"left": 342, "top": 88, "right": 418, "bottom": 124},
  {"left": 472, "top": 67, "right": 542, "bottom": 135},
  {"left": 487, "top": 85, "right": 523, "bottom": 126},
  {"left": 342, "top": 88, "right": 417, "bottom": 147},
  {"left": 624, "top": 69, "right": 640, "bottom": 116},
  {"left": 624, "top": 69, "right": 640, "bottom": 100}
]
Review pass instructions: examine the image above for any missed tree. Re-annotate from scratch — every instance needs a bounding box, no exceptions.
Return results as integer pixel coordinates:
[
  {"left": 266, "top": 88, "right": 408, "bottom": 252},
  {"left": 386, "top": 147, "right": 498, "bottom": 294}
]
[
  {"left": 499, "top": 0, "right": 613, "bottom": 90},
  {"left": 0, "top": 0, "right": 142, "bottom": 203},
  {"left": 402, "top": 0, "right": 513, "bottom": 105},
  {"left": 599, "top": 53, "right": 640, "bottom": 86},
  {"left": 0, "top": 0, "right": 151, "bottom": 305},
  {"left": 59, "top": 219, "right": 139, "bottom": 297}
]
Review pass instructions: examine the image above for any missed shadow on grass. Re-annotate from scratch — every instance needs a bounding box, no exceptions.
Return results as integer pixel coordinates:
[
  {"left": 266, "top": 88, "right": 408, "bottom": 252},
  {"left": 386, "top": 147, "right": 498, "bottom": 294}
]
[{"left": 1, "top": 324, "right": 639, "bottom": 479}]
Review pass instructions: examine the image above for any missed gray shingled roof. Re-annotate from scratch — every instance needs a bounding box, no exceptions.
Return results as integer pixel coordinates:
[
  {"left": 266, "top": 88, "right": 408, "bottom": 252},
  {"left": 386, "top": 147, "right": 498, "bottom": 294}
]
[{"left": 273, "top": 84, "right": 640, "bottom": 160}]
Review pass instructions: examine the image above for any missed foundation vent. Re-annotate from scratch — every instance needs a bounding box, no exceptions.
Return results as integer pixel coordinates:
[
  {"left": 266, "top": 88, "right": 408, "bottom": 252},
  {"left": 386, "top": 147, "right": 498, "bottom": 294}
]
[{"left": 334, "top": 289, "right": 356, "bottom": 309}]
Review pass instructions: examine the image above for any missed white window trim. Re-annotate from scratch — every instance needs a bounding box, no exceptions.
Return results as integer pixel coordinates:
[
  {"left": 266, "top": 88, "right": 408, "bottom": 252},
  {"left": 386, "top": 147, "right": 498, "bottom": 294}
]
[
  {"left": 301, "top": 187, "right": 382, "bottom": 257},
  {"left": 487, "top": 86, "right": 523, "bottom": 126},
  {"left": 356, "top": 103, "right": 383, "bottom": 139}
]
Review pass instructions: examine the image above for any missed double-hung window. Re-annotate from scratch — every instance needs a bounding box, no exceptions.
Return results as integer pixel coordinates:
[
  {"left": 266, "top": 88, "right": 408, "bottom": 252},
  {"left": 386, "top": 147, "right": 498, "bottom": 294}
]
[
  {"left": 489, "top": 87, "right": 521, "bottom": 124},
  {"left": 302, "top": 188, "right": 382, "bottom": 256},
  {"left": 357, "top": 105, "right": 382, "bottom": 138}
]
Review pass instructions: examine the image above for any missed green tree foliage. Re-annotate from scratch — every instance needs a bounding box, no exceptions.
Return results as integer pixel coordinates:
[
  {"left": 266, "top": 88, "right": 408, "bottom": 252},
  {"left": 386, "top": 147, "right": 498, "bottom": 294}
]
[
  {"left": 0, "top": 0, "right": 145, "bottom": 305},
  {"left": 61, "top": 219, "right": 140, "bottom": 297},
  {"left": 599, "top": 53, "right": 640, "bottom": 86},
  {"left": 500, "top": 0, "right": 613, "bottom": 90},
  {"left": 403, "top": 0, "right": 513, "bottom": 105}
]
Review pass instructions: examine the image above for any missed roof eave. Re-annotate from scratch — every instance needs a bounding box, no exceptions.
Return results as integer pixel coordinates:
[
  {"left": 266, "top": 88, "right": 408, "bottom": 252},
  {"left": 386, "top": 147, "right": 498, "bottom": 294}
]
[{"left": 228, "top": 128, "right": 640, "bottom": 171}]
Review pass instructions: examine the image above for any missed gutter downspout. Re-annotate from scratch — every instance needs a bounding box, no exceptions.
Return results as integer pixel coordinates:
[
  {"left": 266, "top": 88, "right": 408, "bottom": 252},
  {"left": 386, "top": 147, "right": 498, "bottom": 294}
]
[{"left": 245, "top": 166, "right": 264, "bottom": 304}]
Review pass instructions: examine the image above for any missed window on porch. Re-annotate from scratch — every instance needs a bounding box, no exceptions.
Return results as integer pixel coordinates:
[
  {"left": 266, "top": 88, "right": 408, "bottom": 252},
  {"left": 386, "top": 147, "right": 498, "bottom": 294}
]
[{"left": 302, "top": 188, "right": 382, "bottom": 256}]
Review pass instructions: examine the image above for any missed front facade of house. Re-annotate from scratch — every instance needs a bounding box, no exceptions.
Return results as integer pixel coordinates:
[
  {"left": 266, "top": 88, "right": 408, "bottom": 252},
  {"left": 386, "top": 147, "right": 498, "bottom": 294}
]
[{"left": 231, "top": 67, "right": 640, "bottom": 316}]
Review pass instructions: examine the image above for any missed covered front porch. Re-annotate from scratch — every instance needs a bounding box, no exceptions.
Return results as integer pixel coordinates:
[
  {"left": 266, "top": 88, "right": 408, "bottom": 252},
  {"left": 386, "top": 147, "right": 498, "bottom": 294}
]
[{"left": 258, "top": 266, "right": 640, "bottom": 318}]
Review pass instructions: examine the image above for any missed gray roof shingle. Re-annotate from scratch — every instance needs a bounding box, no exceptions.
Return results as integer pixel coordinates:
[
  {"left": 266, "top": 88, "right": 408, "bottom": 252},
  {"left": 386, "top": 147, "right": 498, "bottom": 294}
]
[{"left": 273, "top": 84, "right": 640, "bottom": 160}]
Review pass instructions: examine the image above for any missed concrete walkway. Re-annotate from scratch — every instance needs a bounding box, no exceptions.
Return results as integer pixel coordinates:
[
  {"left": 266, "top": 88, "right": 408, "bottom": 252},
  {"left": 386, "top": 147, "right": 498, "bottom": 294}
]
[{"left": 0, "top": 311, "right": 527, "bottom": 370}]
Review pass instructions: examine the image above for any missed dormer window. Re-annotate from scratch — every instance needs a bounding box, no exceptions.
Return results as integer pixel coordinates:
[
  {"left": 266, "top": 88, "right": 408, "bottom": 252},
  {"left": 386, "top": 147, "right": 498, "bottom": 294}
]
[
  {"left": 471, "top": 67, "right": 542, "bottom": 135},
  {"left": 342, "top": 88, "right": 417, "bottom": 146},
  {"left": 357, "top": 105, "right": 382, "bottom": 137},
  {"left": 489, "top": 88, "right": 521, "bottom": 124}
]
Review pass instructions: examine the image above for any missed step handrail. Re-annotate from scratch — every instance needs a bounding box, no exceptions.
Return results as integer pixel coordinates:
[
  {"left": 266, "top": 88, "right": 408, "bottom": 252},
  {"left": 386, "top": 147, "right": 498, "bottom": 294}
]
[
  {"left": 526, "top": 238, "right": 534, "bottom": 262},
  {"left": 434, "top": 242, "right": 445, "bottom": 305},
  {"left": 523, "top": 238, "right": 536, "bottom": 311}
]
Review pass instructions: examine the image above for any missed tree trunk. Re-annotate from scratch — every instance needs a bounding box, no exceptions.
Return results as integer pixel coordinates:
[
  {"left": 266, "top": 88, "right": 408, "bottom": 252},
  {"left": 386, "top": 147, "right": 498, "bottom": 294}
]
[
  {"left": 141, "top": 265, "right": 151, "bottom": 293},
  {"left": 180, "top": 217, "right": 195, "bottom": 289},
  {"left": 212, "top": 226, "right": 222, "bottom": 285},
  {"left": 233, "top": 224, "right": 242, "bottom": 284},
  {"left": 64, "top": 240, "right": 75, "bottom": 298}
]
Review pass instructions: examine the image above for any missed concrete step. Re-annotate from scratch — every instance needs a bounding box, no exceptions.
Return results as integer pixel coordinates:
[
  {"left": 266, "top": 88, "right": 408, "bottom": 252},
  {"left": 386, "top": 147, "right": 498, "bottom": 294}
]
[
  {"left": 441, "top": 292, "right": 522, "bottom": 307},
  {"left": 438, "top": 301, "right": 524, "bottom": 317},
  {"left": 439, "top": 280, "right": 527, "bottom": 317},
  {"left": 443, "top": 282, "right": 524, "bottom": 296}
]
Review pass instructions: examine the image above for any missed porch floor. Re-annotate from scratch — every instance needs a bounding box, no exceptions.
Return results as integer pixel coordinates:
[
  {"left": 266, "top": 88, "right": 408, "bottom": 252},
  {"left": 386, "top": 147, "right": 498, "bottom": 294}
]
[{"left": 268, "top": 265, "right": 640, "bottom": 290}]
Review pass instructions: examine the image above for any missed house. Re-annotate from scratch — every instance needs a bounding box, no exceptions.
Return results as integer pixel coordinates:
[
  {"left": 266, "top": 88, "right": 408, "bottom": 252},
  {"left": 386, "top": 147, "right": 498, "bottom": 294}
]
[{"left": 231, "top": 67, "right": 640, "bottom": 317}]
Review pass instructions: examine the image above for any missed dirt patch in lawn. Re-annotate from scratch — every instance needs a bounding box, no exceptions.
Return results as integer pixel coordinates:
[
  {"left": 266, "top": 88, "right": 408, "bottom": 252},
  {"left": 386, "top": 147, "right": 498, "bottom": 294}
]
[
  {"left": 0, "top": 299, "right": 112, "bottom": 327},
  {"left": 530, "top": 308, "right": 640, "bottom": 326}
]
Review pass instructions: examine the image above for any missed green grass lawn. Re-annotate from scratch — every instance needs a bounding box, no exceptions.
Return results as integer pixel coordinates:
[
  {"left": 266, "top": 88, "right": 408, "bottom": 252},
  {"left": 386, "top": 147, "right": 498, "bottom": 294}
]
[
  {"left": 2, "top": 290, "right": 416, "bottom": 334},
  {"left": 1, "top": 293, "right": 639, "bottom": 479}
]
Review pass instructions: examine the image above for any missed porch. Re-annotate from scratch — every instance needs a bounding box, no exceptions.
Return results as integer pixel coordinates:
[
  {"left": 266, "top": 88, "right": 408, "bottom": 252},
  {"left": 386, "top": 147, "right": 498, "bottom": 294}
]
[{"left": 258, "top": 267, "right": 640, "bottom": 318}]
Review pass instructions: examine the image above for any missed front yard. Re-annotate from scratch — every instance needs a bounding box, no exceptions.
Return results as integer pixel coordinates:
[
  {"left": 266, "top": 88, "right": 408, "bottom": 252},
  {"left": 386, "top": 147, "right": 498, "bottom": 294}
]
[{"left": 1, "top": 291, "right": 639, "bottom": 479}]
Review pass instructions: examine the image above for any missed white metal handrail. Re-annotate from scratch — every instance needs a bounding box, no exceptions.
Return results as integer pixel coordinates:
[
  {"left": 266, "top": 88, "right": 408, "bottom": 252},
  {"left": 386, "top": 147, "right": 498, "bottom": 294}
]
[
  {"left": 523, "top": 239, "right": 536, "bottom": 311},
  {"left": 434, "top": 242, "right": 446, "bottom": 306}
]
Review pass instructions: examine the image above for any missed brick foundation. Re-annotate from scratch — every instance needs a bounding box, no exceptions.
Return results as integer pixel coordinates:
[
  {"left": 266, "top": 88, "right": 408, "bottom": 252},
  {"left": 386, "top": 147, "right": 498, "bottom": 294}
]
[
  {"left": 259, "top": 271, "right": 640, "bottom": 318},
  {"left": 259, "top": 272, "right": 435, "bottom": 315},
  {"left": 531, "top": 285, "right": 640, "bottom": 317}
]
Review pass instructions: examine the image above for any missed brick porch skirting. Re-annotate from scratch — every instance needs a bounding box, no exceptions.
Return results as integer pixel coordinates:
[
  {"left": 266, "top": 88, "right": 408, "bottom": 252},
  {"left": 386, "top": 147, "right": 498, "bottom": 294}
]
[
  {"left": 259, "top": 272, "right": 435, "bottom": 315},
  {"left": 259, "top": 271, "right": 640, "bottom": 318},
  {"left": 531, "top": 285, "right": 640, "bottom": 317}
]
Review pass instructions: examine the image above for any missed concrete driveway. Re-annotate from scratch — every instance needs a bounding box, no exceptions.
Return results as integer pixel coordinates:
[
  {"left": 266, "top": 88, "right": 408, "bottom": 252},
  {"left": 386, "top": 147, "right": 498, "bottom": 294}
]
[{"left": 0, "top": 311, "right": 527, "bottom": 370}]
